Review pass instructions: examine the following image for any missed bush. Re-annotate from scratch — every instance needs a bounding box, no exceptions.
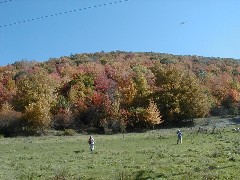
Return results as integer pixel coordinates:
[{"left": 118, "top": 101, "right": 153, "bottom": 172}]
[
  {"left": 228, "top": 106, "right": 239, "bottom": 116},
  {"left": 100, "top": 118, "right": 126, "bottom": 134},
  {"left": 127, "top": 104, "right": 163, "bottom": 131},
  {"left": 210, "top": 106, "right": 227, "bottom": 116},
  {"left": 52, "top": 110, "right": 74, "bottom": 130},
  {"left": 63, "top": 129, "right": 76, "bottom": 136},
  {"left": 0, "top": 103, "right": 22, "bottom": 137}
]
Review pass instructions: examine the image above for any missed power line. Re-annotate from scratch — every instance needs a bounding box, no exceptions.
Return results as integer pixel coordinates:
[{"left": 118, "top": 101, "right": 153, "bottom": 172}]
[
  {"left": 0, "top": 0, "right": 13, "bottom": 4},
  {"left": 0, "top": 0, "right": 130, "bottom": 28}
]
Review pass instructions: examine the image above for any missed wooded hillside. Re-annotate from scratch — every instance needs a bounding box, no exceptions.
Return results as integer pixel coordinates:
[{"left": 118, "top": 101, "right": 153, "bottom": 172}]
[{"left": 1, "top": 51, "right": 240, "bottom": 136}]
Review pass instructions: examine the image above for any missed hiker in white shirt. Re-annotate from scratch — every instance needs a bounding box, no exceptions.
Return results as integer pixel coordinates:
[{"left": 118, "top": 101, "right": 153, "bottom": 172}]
[
  {"left": 88, "top": 136, "right": 95, "bottom": 152},
  {"left": 177, "top": 129, "right": 182, "bottom": 144}
]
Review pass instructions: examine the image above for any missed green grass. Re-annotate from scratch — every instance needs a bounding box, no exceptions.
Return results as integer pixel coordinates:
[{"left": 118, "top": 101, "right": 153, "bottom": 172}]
[{"left": 0, "top": 125, "right": 239, "bottom": 180}]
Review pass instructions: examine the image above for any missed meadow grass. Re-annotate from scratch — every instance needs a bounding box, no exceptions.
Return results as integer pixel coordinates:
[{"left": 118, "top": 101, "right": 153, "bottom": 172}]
[{"left": 0, "top": 125, "right": 239, "bottom": 180}]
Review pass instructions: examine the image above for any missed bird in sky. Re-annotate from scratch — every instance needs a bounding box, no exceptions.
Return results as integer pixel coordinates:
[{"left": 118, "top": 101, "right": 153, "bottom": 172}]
[{"left": 180, "top": 21, "right": 187, "bottom": 25}]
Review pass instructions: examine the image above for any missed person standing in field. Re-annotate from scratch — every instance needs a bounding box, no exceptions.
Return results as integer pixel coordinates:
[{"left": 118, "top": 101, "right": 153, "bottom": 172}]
[
  {"left": 88, "top": 135, "right": 95, "bottom": 152},
  {"left": 177, "top": 129, "right": 182, "bottom": 144}
]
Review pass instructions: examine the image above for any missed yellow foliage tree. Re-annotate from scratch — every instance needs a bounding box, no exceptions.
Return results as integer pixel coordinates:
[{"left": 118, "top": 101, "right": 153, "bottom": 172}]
[
  {"left": 67, "top": 74, "right": 94, "bottom": 105},
  {"left": 144, "top": 100, "right": 163, "bottom": 128},
  {"left": 133, "top": 65, "right": 152, "bottom": 98},
  {"left": 13, "top": 69, "right": 57, "bottom": 112},
  {"left": 22, "top": 98, "right": 51, "bottom": 134},
  {"left": 118, "top": 77, "right": 137, "bottom": 106},
  {"left": 13, "top": 69, "right": 57, "bottom": 134},
  {"left": 154, "top": 67, "right": 212, "bottom": 123}
]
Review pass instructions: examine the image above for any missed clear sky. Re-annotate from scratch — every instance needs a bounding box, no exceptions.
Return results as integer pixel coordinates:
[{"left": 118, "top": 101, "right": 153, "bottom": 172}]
[{"left": 1, "top": 0, "right": 240, "bottom": 66}]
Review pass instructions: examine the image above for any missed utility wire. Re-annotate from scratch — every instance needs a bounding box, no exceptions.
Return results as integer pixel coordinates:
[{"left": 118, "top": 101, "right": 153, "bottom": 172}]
[
  {"left": 0, "top": 0, "right": 129, "bottom": 28},
  {"left": 0, "top": 0, "right": 13, "bottom": 4}
]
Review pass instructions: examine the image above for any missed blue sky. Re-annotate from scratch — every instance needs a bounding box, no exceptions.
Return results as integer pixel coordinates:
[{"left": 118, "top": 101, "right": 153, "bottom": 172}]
[{"left": 0, "top": 0, "right": 240, "bottom": 66}]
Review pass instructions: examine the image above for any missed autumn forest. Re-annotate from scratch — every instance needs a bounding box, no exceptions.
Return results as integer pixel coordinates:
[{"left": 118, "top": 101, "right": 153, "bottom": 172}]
[{"left": 0, "top": 51, "right": 240, "bottom": 136}]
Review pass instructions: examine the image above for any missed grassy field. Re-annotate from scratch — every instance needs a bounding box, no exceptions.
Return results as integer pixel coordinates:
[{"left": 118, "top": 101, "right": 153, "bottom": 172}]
[{"left": 0, "top": 123, "right": 239, "bottom": 179}]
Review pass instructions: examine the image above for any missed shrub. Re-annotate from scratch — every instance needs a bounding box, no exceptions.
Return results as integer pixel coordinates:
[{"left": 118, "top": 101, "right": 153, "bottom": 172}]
[
  {"left": 128, "top": 107, "right": 147, "bottom": 130},
  {"left": 63, "top": 129, "right": 76, "bottom": 136},
  {"left": 100, "top": 117, "right": 126, "bottom": 134},
  {"left": 210, "top": 106, "right": 227, "bottom": 116},
  {"left": 0, "top": 102, "right": 22, "bottom": 137},
  {"left": 128, "top": 105, "right": 162, "bottom": 130},
  {"left": 52, "top": 109, "right": 74, "bottom": 130}
]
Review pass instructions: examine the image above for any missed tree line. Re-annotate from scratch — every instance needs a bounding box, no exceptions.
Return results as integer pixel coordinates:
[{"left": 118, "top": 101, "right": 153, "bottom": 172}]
[{"left": 0, "top": 51, "right": 239, "bottom": 136}]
